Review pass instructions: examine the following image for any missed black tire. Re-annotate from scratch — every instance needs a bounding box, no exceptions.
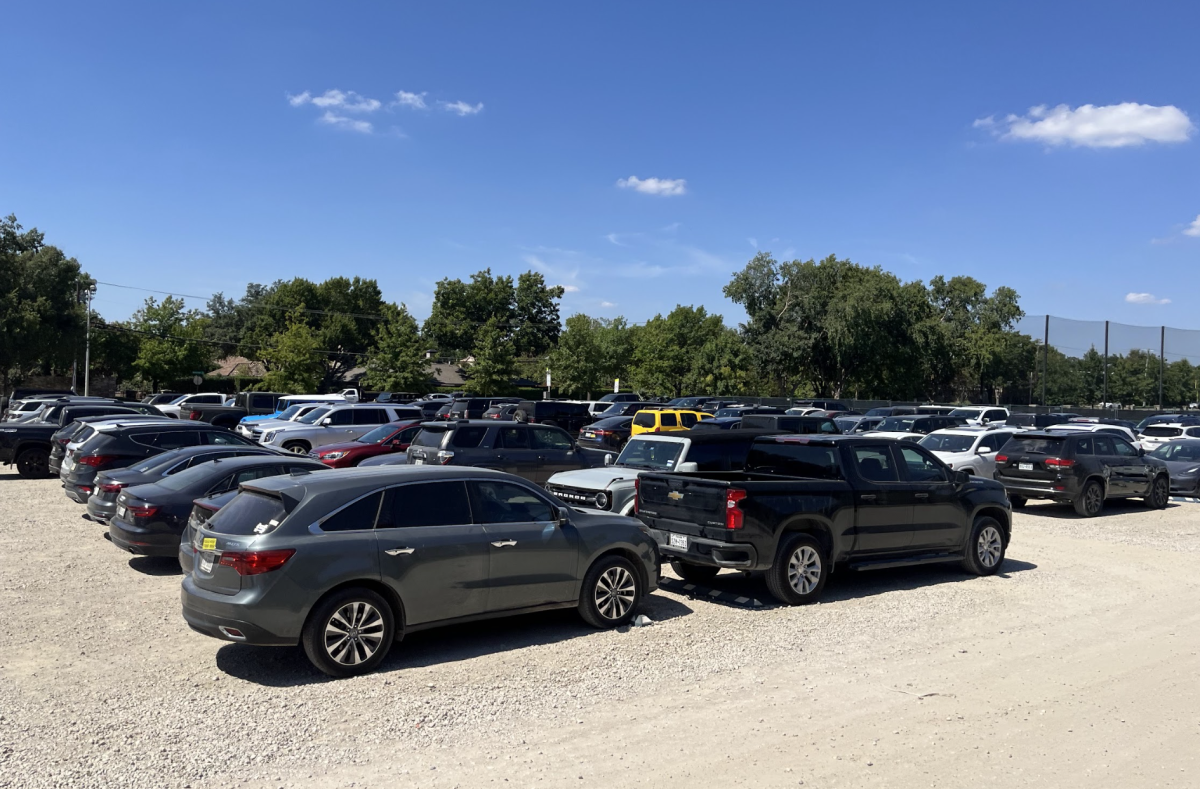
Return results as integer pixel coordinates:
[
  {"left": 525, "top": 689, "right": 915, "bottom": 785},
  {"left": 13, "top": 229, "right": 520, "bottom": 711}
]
[
  {"left": 282, "top": 440, "right": 310, "bottom": 455},
  {"left": 669, "top": 560, "right": 720, "bottom": 584},
  {"left": 16, "top": 447, "right": 50, "bottom": 478},
  {"left": 301, "top": 587, "right": 395, "bottom": 678},
  {"left": 513, "top": 409, "right": 529, "bottom": 423},
  {"left": 764, "top": 533, "right": 828, "bottom": 606},
  {"left": 578, "top": 554, "right": 642, "bottom": 628},
  {"left": 1074, "top": 479, "right": 1104, "bottom": 517},
  {"left": 1009, "top": 495, "right": 1027, "bottom": 510},
  {"left": 961, "top": 516, "right": 1006, "bottom": 575},
  {"left": 1144, "top": 475, "right": 1170, "bottom": 509}
]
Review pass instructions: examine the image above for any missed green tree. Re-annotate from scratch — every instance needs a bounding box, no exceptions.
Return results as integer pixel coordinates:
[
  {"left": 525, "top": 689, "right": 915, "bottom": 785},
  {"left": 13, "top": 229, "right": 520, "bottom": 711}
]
[
  {"left": 89, "top": 316, "right": 143, "bottom": 380},
  {"left": 468, "top": 317, "right": 517, "bottom": 395},
  {"left": 259, "top": 309, "right": 323, "bottom": 393},
  {"left": 131, "top": 296, "right": 212, "bottom": 390},
  {"left": 362, "top": 304, "right": 430, "bottom": 393},
  {"left": 513, "top": 271, "right": 565, "bottom": 357},
  {"left": 630, "top": 306, "right": 725, "bottom": 397},
  {"left": 1165, "top": 359, "right": 1197, "bottom": 408},
  {"left": 547, "top": 314, "right": 631, "bottom": 397},
  {"left": 423, "top": 268, "right": 566, "bottom": 358},
  {"left": 689, "top": 327, "right": 751, "bottom": 395}
]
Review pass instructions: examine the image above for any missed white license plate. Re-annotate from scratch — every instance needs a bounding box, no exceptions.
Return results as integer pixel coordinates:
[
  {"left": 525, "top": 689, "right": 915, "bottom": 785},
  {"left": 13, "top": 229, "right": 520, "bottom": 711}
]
[
  {"left": 63, "top": 458, "right": 75, "bottom": 472},
  {"left": 412, "top": 457, "right": 425, "bottom": 465},
  {"left": 1019, "top": 463, "right": 1034, "bottom": 471},
  {"left": 669, "top": 533, "right": 687, "bottom": 550},
  {"left": 117, "top": 505, "right": 127, "bottom": 519},
  {"left": 199, "top": 555, "right": 213, "bottom": 573},
  {"left": 584, "top": 432, "right": 596, "bottom": 439}
]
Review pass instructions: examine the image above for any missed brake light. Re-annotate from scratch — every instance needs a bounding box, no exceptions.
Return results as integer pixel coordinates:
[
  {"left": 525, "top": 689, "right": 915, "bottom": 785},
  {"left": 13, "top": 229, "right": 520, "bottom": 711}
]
[
  {"left": 593, "top": 429, "right": 610, "bottom": 436},
  {"left": 100, "top": 482, "right": 125, "bottom": 494},
  {"left": 725, "top": 488, "right": 747, "bottom": 529},
  {"left": 218, "top": 549, "right": 296, "bottom": 576},
  {"left": 994, "top": 454, "right": 1008, "bottom": 463},
  {"left": 127, "top": 503, "right": 159, "bottom": 518},
  {"left": 1045, "top": 457, "right": 1075, "bottom": 468},
  {"left": 188, "top": 411, "right": 202, "bottom": 420},
  {"left": 436, "top": 450, "right": 455, "bottom": 465},
  {"left": 633, "top": 477, "right": 640, "bottom": 514},
  {"left": 78, "top": 454, "right": 117, "bottom": 467}
]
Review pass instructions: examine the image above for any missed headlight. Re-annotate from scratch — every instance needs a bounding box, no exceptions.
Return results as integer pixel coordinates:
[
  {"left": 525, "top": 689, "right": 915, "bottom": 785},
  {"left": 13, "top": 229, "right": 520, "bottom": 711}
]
[
  {"left": 264, "top": 431, "right": 277, "bottom": 442},
  {"left": 1186, "top": 466, "right": 1200, "bottom": 475},
  {"left": 322, "top": 451, "right": 347, "bottom": 460},
  {"left": 595, "top": 491, "right": 609, "bottom": 509}
]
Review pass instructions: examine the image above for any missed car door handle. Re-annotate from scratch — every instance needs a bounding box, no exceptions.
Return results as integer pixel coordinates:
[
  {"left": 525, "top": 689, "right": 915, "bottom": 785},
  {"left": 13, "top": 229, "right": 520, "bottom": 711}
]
[
  {"left": 915, "top": 492, "right": 929, "bottom": 500},
  {"left": 860, "top": 494, "right": 877, "bottom": 501},
  {"left": 491, "top": 540, "right": 518, "bottom": 548},
  {"left": 384, "top": 547, "right": 415, "bottom": 556}
]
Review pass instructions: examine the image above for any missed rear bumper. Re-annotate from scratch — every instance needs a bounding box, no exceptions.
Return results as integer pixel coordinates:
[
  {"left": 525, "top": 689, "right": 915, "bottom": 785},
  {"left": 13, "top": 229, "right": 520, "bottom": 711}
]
[
  {"left": 180, "top": 579, "right": 297, "bottom": 647},
  {"left": 646, "top": 527, "right": 761, "bottom": 570},
  {"left": 86, "top": 496, "right": 118, "bottom": 523},
  {"left": 108, "top": 520, "right": 180, "bottom": 557},
  {"left": 63, "top": 481, "right": 94, "bottom": 503},
  {"left": 994, "top": 475, "right": 1080, "bottom": 501}
]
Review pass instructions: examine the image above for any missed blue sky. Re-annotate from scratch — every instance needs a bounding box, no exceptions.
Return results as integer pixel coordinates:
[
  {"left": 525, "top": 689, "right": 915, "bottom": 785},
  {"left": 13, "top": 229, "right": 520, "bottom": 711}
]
[{"left": 3, "top": 1, "right": 1199, "bottom": 356}]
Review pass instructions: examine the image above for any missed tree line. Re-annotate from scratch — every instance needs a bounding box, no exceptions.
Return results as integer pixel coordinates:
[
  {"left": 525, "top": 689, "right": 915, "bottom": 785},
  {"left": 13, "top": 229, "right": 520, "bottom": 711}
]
[{"left": 3, "top": 213, "right": 1198, "bottom": 407}]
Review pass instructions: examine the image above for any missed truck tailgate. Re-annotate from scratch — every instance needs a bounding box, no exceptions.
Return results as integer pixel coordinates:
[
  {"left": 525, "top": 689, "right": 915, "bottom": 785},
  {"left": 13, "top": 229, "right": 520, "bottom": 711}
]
[{"left": 638, "top": 474, "right": 729, "bottom": 535}]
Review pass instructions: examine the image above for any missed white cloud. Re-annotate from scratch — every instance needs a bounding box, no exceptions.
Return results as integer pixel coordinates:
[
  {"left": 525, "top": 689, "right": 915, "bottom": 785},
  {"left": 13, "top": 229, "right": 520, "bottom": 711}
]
[
  {"left": 976, "top": 103, "right": 1194, "bottom": 148},
  {"left": 1184, "top": 214, "right": 1200, "bottom": 237},
  {"left": 441, "top": 100, "right": 484, "bottom": 116},
  {"left": 287, "top": 91, "right": 312, "bottom": 107},
  {"left": 599, "top": 301, "right": 617, "bottom": 308},
  {"left": 616, "top": 176, "right": 687, "bottom": 196},
  {"left": 318, "top": 111, "right": 373, "bottom": 134},
  {"left": 290, "top": 89, "right": 381, "bottom": 112},
  {"left": 748, "top": 237, "right": 758, "bottom": 248},
  {"left": 1126, "top": 292, "right": 1171, "bottom": 305},
  {"left": 393, "top": 90, "right": 428, "bottom": 110},
  {"left": 561, "top": 284, "right": 580, "bottom": 293}
]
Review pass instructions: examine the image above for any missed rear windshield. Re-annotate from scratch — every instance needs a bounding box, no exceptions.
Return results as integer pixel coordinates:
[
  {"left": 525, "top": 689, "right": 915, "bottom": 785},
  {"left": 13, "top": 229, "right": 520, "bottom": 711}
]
[
  {"left": 73, "top": 426, "right": 97, "bottom": 444},
  {"left": 919, "top": 434, "right": 976, "bottom": 453},
  {"left": 633, "top": 412, "right": 656, "bottom": 427},
  {"left": 746, "top": 442, "right": 842, "bottom": 479},
  {"left": 412, "top": 428, "right": 447, "bottom": 448},
  {"left": 1143, "top": 426, "right": 1183, "bottom": 438},
  {"left": 155, "top": 461, "right": 225, "bottom": 492},
  {"left": 205, "top": 491, "right": 288, "bottom": 536},
  {"left": 590, "top": 417, "right": 632, "bottom": 430},
  {"left": 1004, "top": 436, "right": 1065, "bottom": 455}
]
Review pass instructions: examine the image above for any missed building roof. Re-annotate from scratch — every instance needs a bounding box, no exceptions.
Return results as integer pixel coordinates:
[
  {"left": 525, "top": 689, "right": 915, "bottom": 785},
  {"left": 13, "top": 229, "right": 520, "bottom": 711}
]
[{"left": 209, "top": 356, "right": 267, "bottom": 377}]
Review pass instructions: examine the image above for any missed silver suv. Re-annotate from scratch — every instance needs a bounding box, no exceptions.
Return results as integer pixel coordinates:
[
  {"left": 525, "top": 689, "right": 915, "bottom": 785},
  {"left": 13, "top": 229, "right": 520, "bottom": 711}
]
[{"left": 259, "top": 404, "right": 421, "bottom": 454}]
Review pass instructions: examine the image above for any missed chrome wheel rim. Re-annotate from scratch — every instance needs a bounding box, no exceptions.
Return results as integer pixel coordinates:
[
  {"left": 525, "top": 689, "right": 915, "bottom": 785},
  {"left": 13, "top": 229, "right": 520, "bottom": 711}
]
[
  {"left": 324, "top": 601, "right": 385, "bottom": 665},
  {"left": 787, "top": 546, "right": 822, "bottom": 595},
  {"left": 287, "top": 445, "right": 307, "bottom": 455},
  {"left": 977, "top": 525, "right": 1003, "bottom": 568},
  {"left": 1085, "top": 484, "right": 1102, "bottom": 513},
  {"left": 594, "top": 566, "right": 636, "bottom": 620}
]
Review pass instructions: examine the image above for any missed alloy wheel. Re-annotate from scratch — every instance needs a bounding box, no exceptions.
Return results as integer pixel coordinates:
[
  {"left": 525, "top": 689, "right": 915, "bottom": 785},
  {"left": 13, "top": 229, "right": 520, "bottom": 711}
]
[
  {"left": 1085, "top": 483, "right": 1103, "bottom": 515},
  {"left": 977, "top": 525, "right": 1003, "bottom": 569},
  {"left": 1154, "top": 477, "right": 1168, "bottom": 507},
  {"left": 594, "top": 566, "right": 636, "bottom": 620},
  {"left": 324, "top": 601, "right": 385, "bottom": 666},
  {"left": 786, "top": 545, "right": 822, "bottom": 595}
]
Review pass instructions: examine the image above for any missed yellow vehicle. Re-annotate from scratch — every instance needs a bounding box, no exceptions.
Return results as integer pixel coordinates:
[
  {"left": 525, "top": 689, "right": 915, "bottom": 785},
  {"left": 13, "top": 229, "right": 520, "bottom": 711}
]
[{"left": 630, "top": 409, "right": 712, "bottom": 436}]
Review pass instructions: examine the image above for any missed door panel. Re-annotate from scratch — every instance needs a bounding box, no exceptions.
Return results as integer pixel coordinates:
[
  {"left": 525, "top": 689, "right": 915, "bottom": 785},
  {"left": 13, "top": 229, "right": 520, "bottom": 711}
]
[
  {"left": 847, "top": 445, "right": 913, "bottom": 553},
  {"left": 897, "top": 445, "right": 964, "bottom": 550},
  {"left": 493, "top": 426, "right": 538, "bottom": 479},
  {"left": 529, "top": 426, "right": 577, "bottom": 484},
  {"left": 1092, "top": 437, "right": 1123, "bottom": 495}
]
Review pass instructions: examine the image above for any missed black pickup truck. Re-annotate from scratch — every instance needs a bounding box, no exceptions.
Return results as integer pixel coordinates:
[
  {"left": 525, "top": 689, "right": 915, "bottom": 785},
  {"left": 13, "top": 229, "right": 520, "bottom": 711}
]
[
  {"left": 0, "top": 402, "right": 163, "bottom": 477},
  {"left": 179, "top": 391, "right": 286, "bottom": 429},
  {"left": 636, "top": 434, "right": 1012, "bottom": 605}
]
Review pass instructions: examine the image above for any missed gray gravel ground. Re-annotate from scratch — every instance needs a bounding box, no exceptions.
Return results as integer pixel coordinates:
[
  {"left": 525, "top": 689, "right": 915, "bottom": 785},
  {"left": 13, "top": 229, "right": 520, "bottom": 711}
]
[{"left": 1, "top": 473, "right": 1197, "bottom": 788}]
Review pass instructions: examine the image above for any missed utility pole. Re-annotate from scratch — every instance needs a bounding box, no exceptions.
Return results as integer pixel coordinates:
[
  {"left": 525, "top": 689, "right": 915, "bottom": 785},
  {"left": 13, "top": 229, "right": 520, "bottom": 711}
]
[
  {"left": 1159, "top": 325, "right": 1165, "bottom": 410},
  {"left": 84, "top": 283, "right": 96, "bottom": 396},
  {"left": 1102, "top": 320, "right": 1109, "bottom": 409},
  {"left": 1042, "top": 315, "right": 1049, "bottom": 409}
]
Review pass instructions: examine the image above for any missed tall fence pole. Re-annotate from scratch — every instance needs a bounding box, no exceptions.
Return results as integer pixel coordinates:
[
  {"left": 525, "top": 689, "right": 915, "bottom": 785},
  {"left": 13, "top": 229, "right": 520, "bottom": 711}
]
[
  {"left": 1160, "top": 325, "right": 1165, "bottom": 409},
  {"left": 1102, "top": 320, "right": 1109, "bottom": 408},
  {"left": 1042, "top": 315, "right": 1049, "bottom": 408}
]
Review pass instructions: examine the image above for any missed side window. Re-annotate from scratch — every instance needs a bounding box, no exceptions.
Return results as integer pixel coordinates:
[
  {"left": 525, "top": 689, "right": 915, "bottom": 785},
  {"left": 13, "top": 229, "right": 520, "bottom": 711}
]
[
  {"left": 530, "top": 426, "right": 573, "bottom": 450},
  {"left": 987, "top": 410, "right": 1007, "bottom": 422},
  {"left": 683, "top": 442, "right": 733, "bottom": 471},
  {"left": 818, "top": 420, "right": 839, "bottom": 434},
  {"left": 155, "top": 431, "right": 202, "bottom": 449},
  {"left": 328, "top": 409, "right": 354, "bottom": 426},
  {"left": 379, "top": 481, "right": 472, "bottom": 528},
  {"left": 1074, "top": 437, "right": 1094, "bottom": 455},
  {"left": 660, "top": 413, "right": 678, "bottom": 428},
  {"left": 470, "top": 481, "right": 554, "bottom": 524},
  {"left": 679, "top": 413, "right": 699, "bottom": 428},
  {"left": 1112, "top": 439, "right": 1139, "bottom": 458},
  {"left": 234, "top": 467, "right": 268, "bottom": 485},
  {"left": 131, "top": 432, "right": 160, "bottom": 449},
  {"left": 320, "top": 491, "right": 383, "bottom": 532},
  {"left": 852, "top": 447, "right": 899, "bottom": 483},
  {"left": 397, "top": 426, "right": 421, "bottom": 444},
  {"left": 1093, "top": 437, "right": 1116, "bottom": 456},
  {"left": 899, "top": 446, "right": 948, "bottom": 482},
  {"left": 352, "top": 408, "right": 387, "bottom": 425},
  {"left": 207, "top": 474, "right": 236, "bottom": 494},
  {"left": 633, "top": 412, "right": 656, "bottom": 428},
  {"left": 208, "top": 431, "right": 253, "bottom": 445},
  {"left": 496, "top": 427, "right": 529, "bottom": 449},
  {"left": 251, "top": 394, "right": 273, "bottom": 410},
  {"left": 1189, "top": 428, "right": 1200, "bottom": 438},
  {"left": 450, "top": 426, "right": 488, "bottom": 448}
]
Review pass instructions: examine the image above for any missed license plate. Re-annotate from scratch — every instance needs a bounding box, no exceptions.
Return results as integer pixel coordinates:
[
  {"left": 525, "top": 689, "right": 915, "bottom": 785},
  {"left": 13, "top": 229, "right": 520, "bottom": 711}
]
[
  {"left": 412, "top": 457, "right": 425, "bottom": 465},
  {"left": 1019, "top": 463, "right": 1034, "bottom": 471},
  {"left": 584, "top": 432, "right": 596, "bottom": 439},
  {"left": 669, "top": 533, "right": 687, "bottom": 550},
  {"left": 199, "top": 555, "right": 213, "bottom": 573},
  {"left": 117, "top": 505, "right": 127, "bottom": 519},
  {"left": 63, "top": 458, "right": 75, "bottom": 472}
]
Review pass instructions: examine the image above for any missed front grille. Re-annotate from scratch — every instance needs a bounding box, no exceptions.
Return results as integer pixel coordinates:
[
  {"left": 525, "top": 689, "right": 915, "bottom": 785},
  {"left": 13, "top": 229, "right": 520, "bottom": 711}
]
[
  {"left": 251, "top": 429, "right": 264, "bottom": 440},
  {"left": 547, "top": 486, "right": 606, "bottom": 509}
]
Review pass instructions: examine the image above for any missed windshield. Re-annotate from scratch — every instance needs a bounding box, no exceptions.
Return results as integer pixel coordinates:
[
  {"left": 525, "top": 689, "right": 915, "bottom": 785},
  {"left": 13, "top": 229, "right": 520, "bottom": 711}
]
[
  {"left": 948, "top": 408, "right": 984, "bottom": 418},
  {"left": 834, "top": 418, "right": 858, "bottom": 432},
  {"left": 297, "top": 406, "right": 331, "bottom": 425},
  {"left": 1149, "top": 442, "right": 1200, "bottom": 461},
  {"left": 357, "top": 424, "right": 401, "bottom": 444},
  {"left": 274, "top": 405, "right": 303, "bottom": 420},
  {"left": 919, "top": 434, "right": 976, "bottom": 453},
  {"left": 615, "top": 438, "right": 684, "bottom": 470},
  {"left": 168, "top": 395, "right": 188, "bottom": 405},
  {"left": 715, "top": 408, "right": 743, "bottom": 418},
  {"left": 877, "top": 417, "right": 917, "bottom": 432}
]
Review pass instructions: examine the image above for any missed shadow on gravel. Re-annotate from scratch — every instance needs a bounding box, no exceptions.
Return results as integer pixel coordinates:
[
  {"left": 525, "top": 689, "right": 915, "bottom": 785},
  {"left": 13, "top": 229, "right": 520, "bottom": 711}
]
[
  {"left": 215, "top": 594, "right": 695, "bottom": 687},
  {"left": 127, "top": 556, "right": 182, "bottom": 576},
  {"left": 0, "top": 474, "right": 32, "bottom": 482},
  {"left": 1017, "top": 498, "right": 1166, "bottom": 520}
]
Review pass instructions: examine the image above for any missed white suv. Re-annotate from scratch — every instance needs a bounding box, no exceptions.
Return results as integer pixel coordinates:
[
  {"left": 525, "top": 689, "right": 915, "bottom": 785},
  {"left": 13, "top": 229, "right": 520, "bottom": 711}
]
[
  {"left": 1136, "top": 423, "right": 1200, "bottom": 452},
  {"left": 918, "top": 426, "right": 1019, "bottom": 477},
  {"left": 259, "top": 404, "right": 421, "bottom": 454},
  {"left": 157, "top": 393, "right": 226, "bottom": 418},
  {"left": 946, "top": 406, "right": 1009, "bottom": 427}
]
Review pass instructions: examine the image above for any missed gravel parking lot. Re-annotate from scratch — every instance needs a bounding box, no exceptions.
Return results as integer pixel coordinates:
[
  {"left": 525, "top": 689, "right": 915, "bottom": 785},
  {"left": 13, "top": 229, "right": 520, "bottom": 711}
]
[{"left": 2, "top": 473, "right": 1198, "bottom": 788}]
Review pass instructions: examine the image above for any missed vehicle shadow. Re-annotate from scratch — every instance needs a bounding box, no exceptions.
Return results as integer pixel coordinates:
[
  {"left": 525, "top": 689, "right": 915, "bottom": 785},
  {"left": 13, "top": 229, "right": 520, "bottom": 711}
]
[
  {"left": 215, "top": 593, "right": 694, "bottom": 687},
  {"left": 1017, "top": 499, "right": 1169, "bottom": 520},
  {"left": 127, "top": 556, "right": 182, "bottom": 576}
]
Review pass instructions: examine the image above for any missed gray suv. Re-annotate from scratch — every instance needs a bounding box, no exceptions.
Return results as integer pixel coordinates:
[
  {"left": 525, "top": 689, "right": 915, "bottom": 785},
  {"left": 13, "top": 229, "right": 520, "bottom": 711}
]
[
  {"left": 181, "top": 466, "right": 659, "bottom": 677},
  {"left": 406, "top": 420, "right": 598, "bottom": 485}
]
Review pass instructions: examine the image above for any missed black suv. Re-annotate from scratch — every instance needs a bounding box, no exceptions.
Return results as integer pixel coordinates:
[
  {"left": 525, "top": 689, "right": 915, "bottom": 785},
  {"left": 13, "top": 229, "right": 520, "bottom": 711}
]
[
  {"left": 406, "top": 420, "right": 597, "bottom": 485},
  {"left": 61, "top": 422, "right": 257, "bottom": 503},
  {"left": 993, "top": 431, "right": 1170, "bottom": 516},
  {"left": 740, "top": 414, "right": 841, "bottom": 434},
  {"left": 512, "top": 400, "right": 594, "bottom": 434}
]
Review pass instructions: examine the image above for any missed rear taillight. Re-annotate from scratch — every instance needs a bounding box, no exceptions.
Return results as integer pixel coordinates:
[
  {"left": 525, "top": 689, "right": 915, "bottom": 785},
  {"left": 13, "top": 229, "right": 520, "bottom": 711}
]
[
  {"left": 1045, "top": 457, "right": 1075, "bottom": 468},
  {"left": 78, "top": 454, "right": 117, "bottom": 467},
  {"left": 994, "top": 454, "right": 1008, "bottom": 463},
  {"left": 100, "top": 482, "right": 125, "bottom": 494},
  {"left": 593, "top": 429, "right": 610, "bottom": 436},
  {"left": 725, "top": 488, "right": 747, "bottom": 529},
  {"left": 127, "top": 503, "right": 159, "bottom": 518},
  {"left": 188, "top": 411, "right": 202, "bottom": 420},
  {"left": 436, "top": 450, "right": 455, "bottom": 465},
  {"left": 56, "top": 438, "right": 70, "bottom": 446},
  {"left": 219, "top": 549, "right": 296, "bottom": 576},
  {"left": 633, "top": 477, "right": 640, "bottom": 514}
]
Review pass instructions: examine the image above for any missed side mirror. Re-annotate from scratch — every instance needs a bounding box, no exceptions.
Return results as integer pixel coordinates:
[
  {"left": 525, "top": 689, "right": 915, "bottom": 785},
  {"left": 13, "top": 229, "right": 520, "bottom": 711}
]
[
  {"left": 954, "top": 470, "right": 971, "bottom": 485},
  {"left": 981, "top": 418, "right": 990, "bottom": 425},
  {"left": 555, "top": 505, "right": 571, "bottom": 526},
  {"left": 1137, "top": 446, "right": 1145, "bottom": 456},
  {"left": 319, "top": 417, "right": 331, "bottom": 426},
  {"left": 676, "top": 461, "right": 699, "bottom": 473},
  {"left": 604, "top": 453, "right": 615, "bottom": 466}
]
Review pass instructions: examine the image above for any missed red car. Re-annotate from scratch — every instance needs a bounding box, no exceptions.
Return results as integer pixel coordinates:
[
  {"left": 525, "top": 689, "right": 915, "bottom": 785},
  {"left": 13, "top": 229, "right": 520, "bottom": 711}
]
[{"left": 312, "top": 420, "right": 423, "bottom": 468}]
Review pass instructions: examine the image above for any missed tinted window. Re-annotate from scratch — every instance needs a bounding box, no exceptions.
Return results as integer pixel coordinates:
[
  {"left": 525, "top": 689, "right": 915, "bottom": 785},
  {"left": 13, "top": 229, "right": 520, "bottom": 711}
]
[
  {"left": 321, "top": 491, "right": 383, "bottom": 532},
  {"left": 250, "top": 394, "right": 274, "bottom": 410},
  {"left": 1112, "top": 439, "right": 1139, "bottom": 457},
  {"left": 679, "top": 413, "right": 699, "bottom": 428},
  {"left": 920, "top": 434, "right": 975, "bottom": 453},
  {"left": 684, "top": 440, "right": 753, "bottom": 471},
  {"left": 660, "top": 413, "right": 678, "bottom": 427},
  {"left": 471, "top": 481, "right": 553, "bottom": 523},
  {"left": 977, "top": 433, "right": 1012, "bottom": 453},
  {"left": 1093, "top": 437, "right": 1116, "bottom": 456},
  {"left": 450, "top": 427, "right": 488, "bottom": 448},
  {"left": 148, "top": 430, "right": 203, "bottom": 450},
  {"left": 530, "top": 427, "right": 572, "bottom": 450},
  {"left": 205, "top": 492, "right": 288, "bottom": 536},
  {"left": 1075, "top": 437, "right": 1093, "bottom": 455},
  {"left": 1006, "top": 436, "right": 1067, "bottom": 455},
  {"left": 817, "top": 419, "right": 839, "bottom": 434},
  {"left": 325, "top": 409, "right": 353, "bottom": 426},
  {"left": 633, "top": 412, "right": 656, "bottom": 427},
  {"left": 496, "top": 427, "right": 529, "bottom": 449},
  {"left": 397, "top": 426, "right": 421, "bottom": 443},
  {"left": 352, "top": 408, "right": 387, "bottom": 425},
  {"left": 1144, "top": 426, "right": 1184, "bottom": 437},
  {"left": 852, "top": 446, "right": 898, "bottom": 482},
  {"left": 986, "top": 410, "right": 1008, "bottom": 422},
  {"left": 208, "top": 431, "right": 254, "bottom": 445},
  {"left": 412, "top": 429, "right": 447, "bottom": 448},
  {"left": 379, "top": 481, "right": 472, "bottom": 528},
  {"left": 900, "top": 446, "right": 947, "bottom": 482},
  {"left": 746, "top": 443, "right": 841, "bottom": 479}
]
